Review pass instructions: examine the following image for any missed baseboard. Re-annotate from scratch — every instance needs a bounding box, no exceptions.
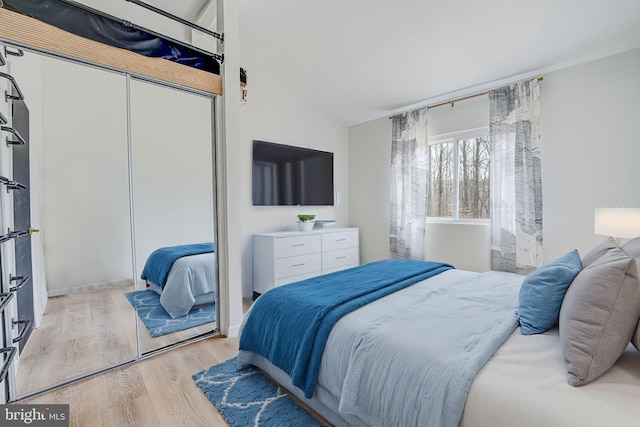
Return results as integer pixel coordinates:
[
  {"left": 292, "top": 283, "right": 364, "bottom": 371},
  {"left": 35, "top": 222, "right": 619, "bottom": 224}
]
[
  {"left": 47, "top": 279, "right": 133, "bottom": 297},
  {"left": 226, "top": 323, "right": 241, "bottom": 338}
]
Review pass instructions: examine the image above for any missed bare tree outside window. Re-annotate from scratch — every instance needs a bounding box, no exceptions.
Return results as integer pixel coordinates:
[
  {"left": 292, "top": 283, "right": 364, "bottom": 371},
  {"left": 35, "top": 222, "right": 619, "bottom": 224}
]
[
  {"left": 427, "top": 143, "right": 453, "bottom": 217},
  {"left": 428, "top": 137, "right": 490, "bottom": 220},
  {"left": 458, "top": 137, "right": 490, "bottom": 219}
]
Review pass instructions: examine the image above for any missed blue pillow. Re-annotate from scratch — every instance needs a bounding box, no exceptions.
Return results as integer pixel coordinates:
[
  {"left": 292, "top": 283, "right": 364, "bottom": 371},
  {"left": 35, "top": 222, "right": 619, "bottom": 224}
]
[{"left": 518, "top": 250, "right": 582, "bottom": 335}]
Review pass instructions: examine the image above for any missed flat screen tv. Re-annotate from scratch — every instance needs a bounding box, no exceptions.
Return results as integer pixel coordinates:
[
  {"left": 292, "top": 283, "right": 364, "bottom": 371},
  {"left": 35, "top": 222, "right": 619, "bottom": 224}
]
[{"left": 252, "top": 140, "right": 334, "bottom": 206}]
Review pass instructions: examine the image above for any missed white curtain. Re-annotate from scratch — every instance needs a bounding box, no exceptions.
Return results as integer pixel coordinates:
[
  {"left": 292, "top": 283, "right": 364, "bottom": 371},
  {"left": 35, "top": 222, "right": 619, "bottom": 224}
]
[
  {"left": 389, "top": 107, "right": 429, "bottom": 259},
  {"left": 489, "top": 78, "right": 543, "bottom": 274}
]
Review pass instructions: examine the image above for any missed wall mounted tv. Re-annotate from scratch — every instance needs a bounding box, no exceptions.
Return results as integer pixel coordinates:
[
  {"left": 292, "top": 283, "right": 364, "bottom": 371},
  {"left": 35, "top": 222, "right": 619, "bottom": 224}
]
[{"left": 252, "top": 140, "right": 334, "bottom": 206}]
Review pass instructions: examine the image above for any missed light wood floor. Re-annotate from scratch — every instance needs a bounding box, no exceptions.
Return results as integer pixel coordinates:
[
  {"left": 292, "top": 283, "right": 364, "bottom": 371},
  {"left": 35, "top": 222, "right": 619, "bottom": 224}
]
[
  {"left": 22, "top": 336, "right": 239, "bottom": 426},
  {"left": 21, "top": 298, "right": 329, "bottom": 427},
  {"left": 16, "top": 284, "right": 216, "bottom": 397}
]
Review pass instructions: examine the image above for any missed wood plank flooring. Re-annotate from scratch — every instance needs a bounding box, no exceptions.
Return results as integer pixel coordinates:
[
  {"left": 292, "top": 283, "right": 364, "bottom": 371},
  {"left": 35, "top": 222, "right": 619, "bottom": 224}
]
[
  {"left": 22, "top": 336, "right": 238, "bottom": 426},
  {"left": 16, "top": 284, "right": 216, "bottom": 397},
  {"left": 20, "top": 298, "right": 329, "bottom": 426}
]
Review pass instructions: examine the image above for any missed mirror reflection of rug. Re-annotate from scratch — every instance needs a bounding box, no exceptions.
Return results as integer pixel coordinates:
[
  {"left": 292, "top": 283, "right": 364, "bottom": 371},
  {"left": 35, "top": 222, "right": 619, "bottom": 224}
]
[
  {"left": 193, "top": 357, "right": 323, "bottom": 427},
  {"left": 125, "top": 289, "right": 215, "bottom": 337}
]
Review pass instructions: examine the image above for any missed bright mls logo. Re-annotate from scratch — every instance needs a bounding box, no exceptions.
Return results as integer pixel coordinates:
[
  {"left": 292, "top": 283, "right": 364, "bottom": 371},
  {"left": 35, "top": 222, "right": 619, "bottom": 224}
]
[{"left": 0, "top": 405, "right": 69, "bottom": 426}]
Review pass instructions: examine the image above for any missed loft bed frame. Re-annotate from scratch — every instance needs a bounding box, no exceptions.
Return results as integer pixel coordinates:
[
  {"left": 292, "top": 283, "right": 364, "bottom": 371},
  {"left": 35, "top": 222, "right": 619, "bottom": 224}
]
[{"left": 0, "top": 5, "right": 223, "bottom": 95}]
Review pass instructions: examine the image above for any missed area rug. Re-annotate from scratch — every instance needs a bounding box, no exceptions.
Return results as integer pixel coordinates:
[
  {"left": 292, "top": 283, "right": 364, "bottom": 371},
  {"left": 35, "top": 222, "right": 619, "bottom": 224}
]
[
  {"left": 125, "top": 289, "right": 215, "bottom": 337},
  {"left": 193, "top": 357, "right": 323, "bottom": 427}
]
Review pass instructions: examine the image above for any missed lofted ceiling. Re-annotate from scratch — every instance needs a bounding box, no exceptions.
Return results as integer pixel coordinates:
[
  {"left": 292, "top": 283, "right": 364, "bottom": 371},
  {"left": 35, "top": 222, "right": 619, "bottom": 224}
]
[{"left": 78, "top": 0, "right": 640, "bottom": 126}]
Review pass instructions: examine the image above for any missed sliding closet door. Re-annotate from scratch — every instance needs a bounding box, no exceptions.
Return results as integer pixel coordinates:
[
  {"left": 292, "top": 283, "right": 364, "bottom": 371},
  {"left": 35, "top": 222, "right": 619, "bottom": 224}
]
[
  {"left": 129, "top": 78, "right": 216, "bottom": 354},
  {"left": 11, "top": 53, "right": 138, "bottom": 398}
]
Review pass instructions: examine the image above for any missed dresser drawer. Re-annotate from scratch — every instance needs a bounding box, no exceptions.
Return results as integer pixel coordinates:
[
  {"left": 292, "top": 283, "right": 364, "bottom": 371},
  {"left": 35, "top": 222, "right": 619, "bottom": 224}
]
[
  {"left": 274, "top": 253, "right": 322, "bottom": 280},
  {"left": 322, "top": 230, "right": 358, "bottom": 252},
  {"left": 275, "top": 272, "right": 318, "bottom": 287},
  {"left": 253, "top": 228, "right": 359, "bottom": 296},
  {"left": 322, "top": 247, "right": 359, "bottom": 272},
  {"left": 274, "top": 234, "right": 321, "bottom": 258}
]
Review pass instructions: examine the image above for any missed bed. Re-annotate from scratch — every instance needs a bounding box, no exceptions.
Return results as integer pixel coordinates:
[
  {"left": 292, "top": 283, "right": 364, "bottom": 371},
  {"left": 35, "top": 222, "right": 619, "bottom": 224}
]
[
  {"left": 141, "top": 242, "right": 216, "bottom": 319},
  {"left": 238, "top": 239, "right": 640, "bottom": 427}
]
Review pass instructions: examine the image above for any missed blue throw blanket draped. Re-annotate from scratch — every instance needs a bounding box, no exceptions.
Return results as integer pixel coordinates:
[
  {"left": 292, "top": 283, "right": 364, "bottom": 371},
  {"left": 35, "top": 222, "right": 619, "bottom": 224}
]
[
  {"left": 141, "top": 242, "right": 214, "bottom": 288},
  {"left": 239, "top": 259, "right": 454, "bottom": 398}
]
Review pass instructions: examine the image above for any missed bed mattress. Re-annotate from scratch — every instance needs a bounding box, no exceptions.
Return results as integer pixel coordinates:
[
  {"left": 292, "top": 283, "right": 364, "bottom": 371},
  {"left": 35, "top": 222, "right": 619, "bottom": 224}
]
[{"left": 459, "top": 328, "right": 640, "bottom": 427}]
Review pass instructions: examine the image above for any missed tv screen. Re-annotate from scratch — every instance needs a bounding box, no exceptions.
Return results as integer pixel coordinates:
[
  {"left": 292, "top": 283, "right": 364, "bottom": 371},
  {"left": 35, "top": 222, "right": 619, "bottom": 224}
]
[{"left": 252, "top": 140, "right": 334, "bottom": 206}]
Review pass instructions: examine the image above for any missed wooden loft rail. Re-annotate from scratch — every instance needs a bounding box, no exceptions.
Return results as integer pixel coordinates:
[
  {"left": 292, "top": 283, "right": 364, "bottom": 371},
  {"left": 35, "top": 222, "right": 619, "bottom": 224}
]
[{"left": 0, "top": 7, "right": 222, "bottom": 96}]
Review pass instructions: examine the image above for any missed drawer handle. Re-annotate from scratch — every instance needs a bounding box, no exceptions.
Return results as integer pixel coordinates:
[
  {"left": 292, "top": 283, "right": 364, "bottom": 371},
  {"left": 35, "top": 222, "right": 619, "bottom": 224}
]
[
  {"left": 292, "top": 263, "right": 306, "bottom": 267},
  {"left": 292, "top": 243, "right": 306, "bottom": 247},
  {"left": 335, "top": 256, "right": 347, "bottom": 260},
  {"left": 335, "top": 238, "right": 347, "bottom": 242}
]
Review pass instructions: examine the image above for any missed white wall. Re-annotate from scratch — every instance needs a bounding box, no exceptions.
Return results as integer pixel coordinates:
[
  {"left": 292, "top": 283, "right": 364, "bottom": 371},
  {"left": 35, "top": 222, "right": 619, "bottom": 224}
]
[
  {"left": 41, "top": 58, "right": 132, "bottom": 295},
  {"left": 348, "top": 117, "right": 391, "bottom": 263},
  {"left": 239, "top": 67, "right": 349, "bottom": 298},
  {"left": 349, "top": 48, "right": 640, "bottom": 269}
]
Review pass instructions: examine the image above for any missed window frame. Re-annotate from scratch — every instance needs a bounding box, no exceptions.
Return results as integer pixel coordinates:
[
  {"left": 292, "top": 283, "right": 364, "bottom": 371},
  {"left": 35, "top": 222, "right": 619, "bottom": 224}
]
[{"left": 427, "top": 126, "right": 490, "bottom": 224}]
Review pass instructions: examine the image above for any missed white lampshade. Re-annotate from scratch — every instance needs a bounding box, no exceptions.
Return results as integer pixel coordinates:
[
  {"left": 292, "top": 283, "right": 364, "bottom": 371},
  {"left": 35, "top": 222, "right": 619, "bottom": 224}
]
[{"left": 594, "top": 208, "right": 640, "bottom": 238}]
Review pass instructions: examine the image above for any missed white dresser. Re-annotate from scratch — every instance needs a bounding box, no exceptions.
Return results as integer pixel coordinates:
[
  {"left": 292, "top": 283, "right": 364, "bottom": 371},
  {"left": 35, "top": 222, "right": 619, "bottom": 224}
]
[{"left": 253, "top": 227, "right": 359, "bottom": 296}]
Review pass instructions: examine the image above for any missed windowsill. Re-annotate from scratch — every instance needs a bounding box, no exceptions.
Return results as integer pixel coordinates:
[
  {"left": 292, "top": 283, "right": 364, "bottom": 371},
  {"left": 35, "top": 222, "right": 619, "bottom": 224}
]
[{"left": 426, "top": 218, "right": 490, "bottom": 226}]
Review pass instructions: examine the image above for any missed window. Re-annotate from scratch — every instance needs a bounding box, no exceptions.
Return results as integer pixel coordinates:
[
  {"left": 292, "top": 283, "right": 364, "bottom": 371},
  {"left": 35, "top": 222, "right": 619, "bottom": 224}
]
[{"left": 427, "top": 129, "right": 490, "bottom": 220}]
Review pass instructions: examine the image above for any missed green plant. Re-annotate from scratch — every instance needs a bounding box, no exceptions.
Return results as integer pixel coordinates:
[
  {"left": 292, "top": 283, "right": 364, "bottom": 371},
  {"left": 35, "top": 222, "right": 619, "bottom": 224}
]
[{"left": 297, "top": 214, "right": 316, "bottom": 222}]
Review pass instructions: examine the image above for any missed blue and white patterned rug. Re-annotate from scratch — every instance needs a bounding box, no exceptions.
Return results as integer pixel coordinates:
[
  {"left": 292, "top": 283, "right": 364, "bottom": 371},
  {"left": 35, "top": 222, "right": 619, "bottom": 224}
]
[
  {"left": 193, "top": 357, "right": 323, "bottom": 427},
  {"left": 125, "top": 289, "right": 215, "bottom": 337}
]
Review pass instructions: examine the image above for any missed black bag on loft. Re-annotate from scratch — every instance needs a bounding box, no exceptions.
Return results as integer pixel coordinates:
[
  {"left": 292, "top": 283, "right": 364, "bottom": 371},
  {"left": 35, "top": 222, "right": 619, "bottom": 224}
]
[{"left": 2, "top": 0, "right": 220, "bottom": 75}]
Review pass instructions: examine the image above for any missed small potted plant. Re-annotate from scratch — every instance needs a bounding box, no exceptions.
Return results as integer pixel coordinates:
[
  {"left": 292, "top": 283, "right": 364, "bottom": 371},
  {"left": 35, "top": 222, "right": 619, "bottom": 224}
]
[{"left": 297, "top": 214, "right": 316, "bottom": 231}]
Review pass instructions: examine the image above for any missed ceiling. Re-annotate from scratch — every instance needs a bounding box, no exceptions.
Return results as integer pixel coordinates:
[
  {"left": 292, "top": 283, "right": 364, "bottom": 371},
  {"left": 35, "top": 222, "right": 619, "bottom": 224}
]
[{"left": 88, "top": 0, "right": 640, "bottom": 126}]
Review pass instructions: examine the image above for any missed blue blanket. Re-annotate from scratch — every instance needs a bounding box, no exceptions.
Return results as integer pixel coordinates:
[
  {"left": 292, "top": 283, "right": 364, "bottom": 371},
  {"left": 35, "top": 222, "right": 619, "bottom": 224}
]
[
  {"left": 141, "top": 242, "right": 214, "bottom": 288},
  {"left": 239, "top": 259, "right": 454, "bottom": 398}
]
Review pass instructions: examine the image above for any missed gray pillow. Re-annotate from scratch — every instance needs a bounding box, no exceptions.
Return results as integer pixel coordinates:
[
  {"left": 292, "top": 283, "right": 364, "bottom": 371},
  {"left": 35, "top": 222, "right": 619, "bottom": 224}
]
[
  {"left": 622, "top": 238, "right": 640, "bottom": 351},
  {"left": 581, "top": 236, "right": 617, "bottom": 267},
  {"left": 622, "top": 237, "right": 640, "bottom": 263},
  {"left": 559, "top": 246, "right": 640, "bottom": 386}
]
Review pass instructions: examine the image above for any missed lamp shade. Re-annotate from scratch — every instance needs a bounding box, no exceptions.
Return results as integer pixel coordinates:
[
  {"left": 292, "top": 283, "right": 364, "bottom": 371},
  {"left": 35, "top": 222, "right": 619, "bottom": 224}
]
[{"left": 594, "top": 208, "right": 640, "bottom": 238}]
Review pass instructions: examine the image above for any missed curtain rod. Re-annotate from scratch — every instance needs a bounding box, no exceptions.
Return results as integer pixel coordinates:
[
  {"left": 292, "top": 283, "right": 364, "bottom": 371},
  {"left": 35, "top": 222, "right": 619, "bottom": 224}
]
[
  {"left": 390, "top": 76, "right": 543, "bottom": 118},
  {"left": 429, "top": 76, "right": 543, "bottom": 110}
]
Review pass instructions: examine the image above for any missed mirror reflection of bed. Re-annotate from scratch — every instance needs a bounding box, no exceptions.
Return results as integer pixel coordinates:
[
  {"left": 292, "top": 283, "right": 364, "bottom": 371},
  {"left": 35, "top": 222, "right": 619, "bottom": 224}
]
[
  {"left": 129, "top": 76, "right": 216, "bottom": 354},
  {"left": 7, "top": 48, "right": 217, "bottom": 399},
  {"left": 133, "top": 242, "right": 217, "bottom": 350}
]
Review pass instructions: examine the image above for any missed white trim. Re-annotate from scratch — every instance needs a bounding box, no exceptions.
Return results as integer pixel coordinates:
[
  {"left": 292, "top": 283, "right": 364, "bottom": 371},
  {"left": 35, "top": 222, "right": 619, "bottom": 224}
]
[
  {"left": 426, "top": 217, "right": 490, "bottom": 225},
  {"left": 452, "top": 140, "right": 460, "bottom": 219},
  {"left": 227, "top": 323, "right": 242, "bottom": 338}
]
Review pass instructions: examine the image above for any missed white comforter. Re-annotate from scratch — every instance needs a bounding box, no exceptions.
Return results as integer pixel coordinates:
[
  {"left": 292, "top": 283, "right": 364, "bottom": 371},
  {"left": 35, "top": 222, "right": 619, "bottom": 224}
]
[{"left": 154, "top": 252, "right": 216, "bottom": 318}]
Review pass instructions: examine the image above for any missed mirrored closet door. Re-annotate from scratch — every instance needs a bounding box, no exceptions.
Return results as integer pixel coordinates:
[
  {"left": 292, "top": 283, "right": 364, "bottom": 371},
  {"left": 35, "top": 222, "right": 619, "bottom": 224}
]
[
  {"left": 2, "top": 47, "right": 218, "bottom": 401},
  {"left": 9, "top": 52, "right": 138, "bottom": 398},
  {"left": 129, "top": 77, "right": 217, "bottom": 354}
]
